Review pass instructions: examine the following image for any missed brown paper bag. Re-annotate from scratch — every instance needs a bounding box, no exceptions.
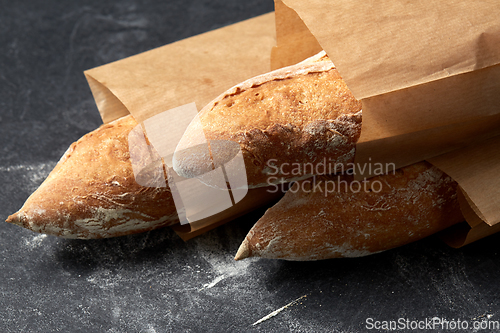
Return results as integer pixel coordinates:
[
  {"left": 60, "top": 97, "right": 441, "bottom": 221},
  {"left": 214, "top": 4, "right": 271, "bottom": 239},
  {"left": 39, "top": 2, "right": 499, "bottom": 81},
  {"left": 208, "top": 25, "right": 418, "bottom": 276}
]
[
  {"left": 273, "top": 0, "right": 500, "bottom": 245},
  {"left": 84, "top": 13, "right": 284, "bottom": 240}
]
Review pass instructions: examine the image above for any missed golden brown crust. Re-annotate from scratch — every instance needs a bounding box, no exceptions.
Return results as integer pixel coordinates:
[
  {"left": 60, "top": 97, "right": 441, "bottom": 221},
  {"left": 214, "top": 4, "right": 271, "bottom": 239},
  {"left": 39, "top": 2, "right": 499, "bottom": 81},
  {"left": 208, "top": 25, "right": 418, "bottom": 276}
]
[
  {"left": 235, "top": 162, "right": 464, "bottom": 261},
  {"left": 6, "top": 115, "right": 179, "bottom": 239},
  {"left": 173, "top": 52, "right": 362, "bottom": 188}
]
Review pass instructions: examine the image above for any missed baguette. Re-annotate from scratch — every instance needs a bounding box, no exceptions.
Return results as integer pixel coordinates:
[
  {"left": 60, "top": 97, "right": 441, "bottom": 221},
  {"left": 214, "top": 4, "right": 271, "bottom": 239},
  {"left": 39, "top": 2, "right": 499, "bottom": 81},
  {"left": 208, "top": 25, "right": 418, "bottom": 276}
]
[
  {"left": 173, "top": 52, "right": 362, "bottom": 188},
  {"left": 235, "top": 162, "right": 464, "bottom": 261},
  {"left": 6, "top": 115, "right": 179, "bottom": 239}
]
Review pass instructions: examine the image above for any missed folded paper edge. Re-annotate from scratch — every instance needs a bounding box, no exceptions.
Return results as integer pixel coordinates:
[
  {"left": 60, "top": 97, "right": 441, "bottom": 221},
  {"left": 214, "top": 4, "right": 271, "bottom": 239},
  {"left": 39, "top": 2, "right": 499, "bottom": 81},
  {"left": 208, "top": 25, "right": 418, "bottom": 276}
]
[
  {"left": 441, "top": 221, "right": 500, "bottom": 248},
  {"left": 271, "top": 0, "right": 322, "bottom": 70},
  {"left": 457, "top": 187, "right": 488, "bottom": 227},
  {"left": 84, "top": 72, "right": 131, "bottom": 124}
]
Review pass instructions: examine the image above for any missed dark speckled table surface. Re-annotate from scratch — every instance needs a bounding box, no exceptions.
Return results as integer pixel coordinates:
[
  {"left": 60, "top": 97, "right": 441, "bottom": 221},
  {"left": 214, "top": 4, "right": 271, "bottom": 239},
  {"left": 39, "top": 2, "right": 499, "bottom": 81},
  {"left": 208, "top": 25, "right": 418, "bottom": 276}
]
[{"left": 1, "top": 1, "right": 500, "bottom": 332}]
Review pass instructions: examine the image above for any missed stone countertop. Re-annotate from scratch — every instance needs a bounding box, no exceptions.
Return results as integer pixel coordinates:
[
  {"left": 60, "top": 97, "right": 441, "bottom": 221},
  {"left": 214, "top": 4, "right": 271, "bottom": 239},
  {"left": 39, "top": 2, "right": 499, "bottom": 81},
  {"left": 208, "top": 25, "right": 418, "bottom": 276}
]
[{"left": 1, "top": 1, "right": 499, "bottom": 332}]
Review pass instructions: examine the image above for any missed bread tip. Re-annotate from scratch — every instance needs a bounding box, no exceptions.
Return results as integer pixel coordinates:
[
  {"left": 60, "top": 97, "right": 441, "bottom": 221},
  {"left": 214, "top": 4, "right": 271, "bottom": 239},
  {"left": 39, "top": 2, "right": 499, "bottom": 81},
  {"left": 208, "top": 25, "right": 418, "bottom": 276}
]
[
  {"left": 6, "top": 213, "right": 23, "bottom": 227},
  {"left": 234, "top": 237, "right": 251, "bottom": 261}
]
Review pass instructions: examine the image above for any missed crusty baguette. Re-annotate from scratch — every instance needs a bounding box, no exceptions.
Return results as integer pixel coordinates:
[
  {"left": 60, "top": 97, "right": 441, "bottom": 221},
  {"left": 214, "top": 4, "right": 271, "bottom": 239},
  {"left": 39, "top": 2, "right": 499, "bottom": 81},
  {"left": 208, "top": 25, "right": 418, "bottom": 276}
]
[
  {"left": 173, "top": 51, "right": 362, "bottom": 188},
  {"left": 6, "top": 115, "right": 179, "bottom": 239},
  {"left": 235, "top": 162, "right": 464, "bottom": 261}
]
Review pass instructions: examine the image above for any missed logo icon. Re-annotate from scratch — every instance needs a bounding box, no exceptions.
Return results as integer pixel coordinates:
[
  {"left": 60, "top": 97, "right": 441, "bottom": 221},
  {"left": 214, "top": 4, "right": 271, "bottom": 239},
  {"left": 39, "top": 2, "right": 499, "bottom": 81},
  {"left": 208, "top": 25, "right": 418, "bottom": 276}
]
[{"left": 128, "top": 103, "right": 248, "bottom": 225}]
